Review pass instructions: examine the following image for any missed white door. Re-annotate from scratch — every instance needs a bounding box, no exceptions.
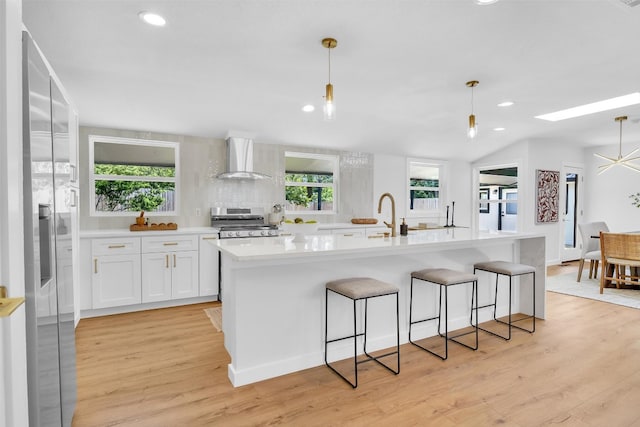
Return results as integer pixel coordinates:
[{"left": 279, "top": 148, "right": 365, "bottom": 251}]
[
  {"left": 561, "top": 165, "right": 584, "bottom": 261},
  {"left": 500, "top": 188, "right": 518, "bottom": 232}
]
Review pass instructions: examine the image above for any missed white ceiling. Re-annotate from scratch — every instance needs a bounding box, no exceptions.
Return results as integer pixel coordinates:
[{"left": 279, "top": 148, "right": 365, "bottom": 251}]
[{"left": 22, "top": 0, "right": 640, "bottom": 162}]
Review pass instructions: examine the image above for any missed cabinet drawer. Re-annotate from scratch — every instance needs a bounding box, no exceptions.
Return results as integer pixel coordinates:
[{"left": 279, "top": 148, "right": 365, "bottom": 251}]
[
  {"left": 142, "top": 235, "right": 198, "bottom": 253},
  {"left": 331, "top": 228, "right": 365, "bottom": 237},
  {"left": 92, "top": 237, "right": 140, "bottom": 256}
]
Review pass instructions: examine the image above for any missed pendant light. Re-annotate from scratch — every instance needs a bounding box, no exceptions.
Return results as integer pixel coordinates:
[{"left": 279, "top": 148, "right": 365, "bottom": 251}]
[
  {"left": 466, "top": 80, "right": 479, "bottom": 139},
  {"left": 322, "top": 38, "right": 337, "bottom": 121},
  {"left": 594, "top": 116, "right": 640, "bottom": 174}
]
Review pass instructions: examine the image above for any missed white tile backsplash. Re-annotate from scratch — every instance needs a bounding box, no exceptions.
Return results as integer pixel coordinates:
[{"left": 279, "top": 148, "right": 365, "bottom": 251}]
[{"left": 79, "top": 126, "right": 374, "bottom": 230}]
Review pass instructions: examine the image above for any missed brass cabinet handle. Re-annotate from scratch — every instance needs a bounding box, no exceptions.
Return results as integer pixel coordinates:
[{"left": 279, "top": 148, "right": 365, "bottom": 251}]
[
  {"left": 165, "top": 255, "right": 169, "bottom": 268},
  {"left": 163, "top": 242, "right": 178, "bottom": 246},
  {"left": 108, "top": 244, "right": 126, "bottom": 249},
  {"left": 94, "top": 258, "right": 98, "bottom": 274},
  {"left": 343, "top": 233, "right": 354, "bottom": 237},
  {"left": 201, "top": 237, "right": 218, "bottom": 240},
  {"left": 173, "top": 254, "right": 176, "bottom": 268}
]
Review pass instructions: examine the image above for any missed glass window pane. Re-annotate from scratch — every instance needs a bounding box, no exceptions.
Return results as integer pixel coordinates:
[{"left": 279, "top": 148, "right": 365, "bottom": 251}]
[
  {"left": 409, "top": 161, "right": 441, "bottom": 212},
  {"left": 94, "top": 179, "right": 175, "bottom": 213},
  {"left": 95, "top": 164, "right": 175, "bottom": 178},
  {"left": 285, "top": 185, "right": 334, "bottom": 212},
  {"left": 284, "top": 152, "right": 338, "bottom": 214}
]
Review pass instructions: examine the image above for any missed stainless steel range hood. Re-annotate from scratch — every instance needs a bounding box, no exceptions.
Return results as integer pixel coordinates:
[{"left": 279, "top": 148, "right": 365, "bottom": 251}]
[{"left": 217, "top": 136, "right": 271, "bottom": 180}]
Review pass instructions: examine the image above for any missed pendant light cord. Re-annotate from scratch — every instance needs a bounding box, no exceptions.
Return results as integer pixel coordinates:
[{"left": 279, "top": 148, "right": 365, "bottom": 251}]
[
  {"left": 618, "top": 118, "right": 623, "bottom": 160},
  {"left": 470, "top": 85, "right": 475, "bottom": 114},
  {"left": 327, "top": 45, "right": 331, "bottom": 84}
]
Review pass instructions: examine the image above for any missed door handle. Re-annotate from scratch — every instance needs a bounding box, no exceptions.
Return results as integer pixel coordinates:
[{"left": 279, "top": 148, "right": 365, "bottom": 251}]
[
  {"left": 94, "top": 258, "right": 98, "bottom": 274},
  {"left": 173, "top": 254, "right": 176, "bottom": 268},
  {"left": 166, "top": 255, "right": 169, "bottom": 268}
]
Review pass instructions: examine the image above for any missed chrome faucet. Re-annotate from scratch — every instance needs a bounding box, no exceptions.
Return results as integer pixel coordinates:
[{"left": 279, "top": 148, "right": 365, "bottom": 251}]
[{"left": 377, "top": 192, "right": 397, "bottom": 237}]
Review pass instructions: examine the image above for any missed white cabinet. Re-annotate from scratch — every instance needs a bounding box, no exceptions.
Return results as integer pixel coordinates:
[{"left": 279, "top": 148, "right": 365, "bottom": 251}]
[
  {"left": 365, "top": 226, "right": 388, "bottom": 236},
  {"left": 141, "top": 235, "right": 199, "bottom": 302},
  {"left": 91, "top": 237, "right": 141, "bottom": 308},
  {"left": 331, "top": 228, "right": 365, "bottom": 237},
  {"left": 198, "top": 234, "right": 219, "bottom": 297}
]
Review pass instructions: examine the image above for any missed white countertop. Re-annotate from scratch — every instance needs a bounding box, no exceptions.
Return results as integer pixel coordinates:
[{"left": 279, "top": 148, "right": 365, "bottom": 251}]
[
  {"left": 214, "top": 228, "right": 539, "bottom": 262},
  {"left": 79, "top": 222, "right": 387, "bottom": 239},
  {"left": 80, "top": 227, "right": 218, "bottom": 238}
]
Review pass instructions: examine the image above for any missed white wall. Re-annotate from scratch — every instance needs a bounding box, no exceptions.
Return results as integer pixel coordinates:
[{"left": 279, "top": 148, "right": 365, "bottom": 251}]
[
  {"left": 373, "top": 154, "right": 472, "bottom": 228},
  {"left": 79, "top": 126, "right": 376, "bottom": 230},
  {"left": 473, "top": 140, "right": 640, "bottom": 264},
  {"left": 583, "top": 144, "right": 640, "bottom": 232}
]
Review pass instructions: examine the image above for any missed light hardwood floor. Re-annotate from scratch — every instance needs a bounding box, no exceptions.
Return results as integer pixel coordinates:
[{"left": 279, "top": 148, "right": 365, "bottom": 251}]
[{"left": 72, "top": 264, "right": 640, "bottom": 426}]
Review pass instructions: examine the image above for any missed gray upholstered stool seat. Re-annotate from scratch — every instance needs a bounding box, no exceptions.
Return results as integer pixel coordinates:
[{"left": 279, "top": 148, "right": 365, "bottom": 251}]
[
  {"left": 325, "top": 277, "right": 400, "bottom": 388},
  {"left": 411, "top": 268, "right": 478, "bottom": 286},
  {"left": 473, "top": 260, "right": 536, "bottom": 340},
  {"left": 409, "top": 268, "right": 478, "bottom": 360},
  {"left": 474, "top": 261, "right": 535, "bottom": 276},
  {"left": 326, "top": 277, "right": 399, "bottom": 299}
]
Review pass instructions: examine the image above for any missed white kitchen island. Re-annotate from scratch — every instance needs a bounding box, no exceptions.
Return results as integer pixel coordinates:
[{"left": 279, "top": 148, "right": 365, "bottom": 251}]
[{"left": 213, "top": 228, "right": 545, "bottom": 387}]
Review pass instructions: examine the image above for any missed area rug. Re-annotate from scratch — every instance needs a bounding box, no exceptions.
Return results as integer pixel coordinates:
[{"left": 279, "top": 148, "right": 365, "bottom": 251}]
[
  {"left": 204, "top": 307, "right": 222, "bottom": 332},
  {"left": 546, "top": 273, "right": 640, "bottom": 309}
]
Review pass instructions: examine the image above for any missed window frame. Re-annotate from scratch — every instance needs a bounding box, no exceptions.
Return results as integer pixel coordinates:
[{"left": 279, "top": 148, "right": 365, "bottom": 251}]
[
  {"left": 284, "top": 151, "right": 339, "bottom": 215},
  {"left": 406, "top": 158, "right": 446, "bottom": 217},
  {"left": 88, "top": 135, "right": 180, "bottom": 217}
]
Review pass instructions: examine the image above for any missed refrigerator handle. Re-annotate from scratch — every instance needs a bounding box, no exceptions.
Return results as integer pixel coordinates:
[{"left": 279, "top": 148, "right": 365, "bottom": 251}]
[
  {"left": 70, "top": 189, "right": 78, "bottom": 207},
  {"left": 70, "top": 164, "right": 77, "bottom": 183}
]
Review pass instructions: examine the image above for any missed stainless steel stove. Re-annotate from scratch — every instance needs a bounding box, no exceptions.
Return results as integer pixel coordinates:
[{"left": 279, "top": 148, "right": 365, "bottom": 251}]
[{"left": 211, "top": 207, "right": 280, "bottom": 239}]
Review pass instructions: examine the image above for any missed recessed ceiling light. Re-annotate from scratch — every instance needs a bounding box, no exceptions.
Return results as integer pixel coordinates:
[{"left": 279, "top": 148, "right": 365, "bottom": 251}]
[
  {"left": 302, "top": 104, "right": 315, "bottom": 113},
  {"left": 535, "top": 92, "right": 640, "bottom": 122},
  {"left": 497, "top": 101, "right": 514, "bottom": 107},
  {"left": 475, "top": 0, "right": 499, "bottom": 4},
  {"left": 139, "top": 11, "right": 166, "bottom": 27},
  {"left": 493, "top": 127, "right": 505, "bottom": 131}
]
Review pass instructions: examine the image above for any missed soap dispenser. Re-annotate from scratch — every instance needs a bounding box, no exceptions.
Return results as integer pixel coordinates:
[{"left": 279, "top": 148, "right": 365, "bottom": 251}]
[{"left": 400, "top": 218, "right": 408, "bottom": 236}]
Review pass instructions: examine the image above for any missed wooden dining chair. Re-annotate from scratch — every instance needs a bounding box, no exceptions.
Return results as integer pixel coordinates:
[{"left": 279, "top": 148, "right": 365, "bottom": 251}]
[{"left": 599, "top": 232, "right": 640, "bottom": 294}]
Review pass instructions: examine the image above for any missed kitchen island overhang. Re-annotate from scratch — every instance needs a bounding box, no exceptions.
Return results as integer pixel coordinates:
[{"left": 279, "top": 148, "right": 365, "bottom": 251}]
[{"left": 213, "top": 229, "right": 546, "bottom": 387}]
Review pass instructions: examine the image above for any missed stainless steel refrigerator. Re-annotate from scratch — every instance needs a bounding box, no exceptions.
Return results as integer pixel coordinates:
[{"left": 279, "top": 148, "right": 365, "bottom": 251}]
[{"left": 22, "top": 31, "right": 77, "bottom": 427}]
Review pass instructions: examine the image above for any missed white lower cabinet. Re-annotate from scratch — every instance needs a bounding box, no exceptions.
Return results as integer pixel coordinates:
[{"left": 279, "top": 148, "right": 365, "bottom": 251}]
[
  {"left": 141, "top": 235, "right": 199, "bottom": 303},
  {"left": 198, "top": 234, "right": 219, "bottom": 297},
  {"left": 91, "top": 237, "right": 142, "bottom": 309}
]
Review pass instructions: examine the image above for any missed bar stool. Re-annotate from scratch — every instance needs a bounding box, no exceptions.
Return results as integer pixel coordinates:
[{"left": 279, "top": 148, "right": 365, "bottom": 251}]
[
  {"left": 324, "top": 277, "right": 400, "bottom": 388},
  {"left": 473, "top": 261, "right": 536, "bottom": 340},
  {"left": 409, "top": 268, "right": 478, "bottom": 360}
]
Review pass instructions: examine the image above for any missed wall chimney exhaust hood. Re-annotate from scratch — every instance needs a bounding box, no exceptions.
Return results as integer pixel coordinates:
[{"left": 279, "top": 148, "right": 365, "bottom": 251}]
[{"left": 217, "top": 135, "right": 271, "bottom": 180}]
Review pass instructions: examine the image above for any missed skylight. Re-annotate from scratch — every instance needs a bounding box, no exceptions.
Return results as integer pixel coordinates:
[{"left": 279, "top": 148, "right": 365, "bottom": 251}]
[{"left": 535, "top": 92, "right": 640, "bottom": 122}]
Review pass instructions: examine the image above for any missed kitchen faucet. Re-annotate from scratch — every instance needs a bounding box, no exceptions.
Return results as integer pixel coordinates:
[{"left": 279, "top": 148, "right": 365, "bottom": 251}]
[{"left": 377, "top": 192, "right": 397, "bottom": 237}]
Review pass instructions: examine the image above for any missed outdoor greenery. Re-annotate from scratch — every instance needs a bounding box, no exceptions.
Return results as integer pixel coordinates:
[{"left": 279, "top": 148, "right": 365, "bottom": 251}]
[
  {"left": 410, "top": 178, "right": 439, "bottom": 199},
  {"left": 94, "top": 164, "right": 175, "bottom": 212},
  {"left": 631, "top": 192, "right": 640, "bottom": 208},
  {"left": 285, "top": 173, "right": 334, "bottom": 209}
]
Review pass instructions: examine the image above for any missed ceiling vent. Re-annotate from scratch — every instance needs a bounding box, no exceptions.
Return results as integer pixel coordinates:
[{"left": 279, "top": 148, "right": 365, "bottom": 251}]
[{"left": 619, "top": 0, "right": 640, "bottom": 6}]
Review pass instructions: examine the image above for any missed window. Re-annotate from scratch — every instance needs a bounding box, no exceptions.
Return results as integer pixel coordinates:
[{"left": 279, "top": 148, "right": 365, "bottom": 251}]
[
  {"left": 284, "top": 152, "right": 338, "bottom": 214},
  {"left": 89, "top": 135, "right": 179, "bottom": 216},
  {"left": 408, "top": 159, "right": 442, "bottom": 214}
]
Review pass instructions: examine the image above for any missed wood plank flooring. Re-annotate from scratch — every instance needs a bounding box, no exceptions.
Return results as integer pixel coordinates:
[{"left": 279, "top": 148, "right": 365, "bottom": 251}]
[{"left": 72, "top": 265, "right": 640, "bottom": 426}]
